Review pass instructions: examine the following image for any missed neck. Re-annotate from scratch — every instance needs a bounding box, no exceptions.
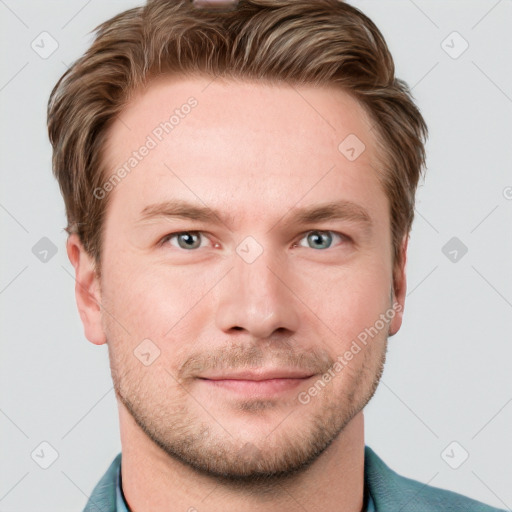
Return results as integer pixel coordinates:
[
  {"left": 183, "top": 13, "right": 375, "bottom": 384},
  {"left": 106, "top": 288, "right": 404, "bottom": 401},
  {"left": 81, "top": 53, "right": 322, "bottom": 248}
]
[{"left": 118, "top": 403, "right": 366, "bottom": 512}]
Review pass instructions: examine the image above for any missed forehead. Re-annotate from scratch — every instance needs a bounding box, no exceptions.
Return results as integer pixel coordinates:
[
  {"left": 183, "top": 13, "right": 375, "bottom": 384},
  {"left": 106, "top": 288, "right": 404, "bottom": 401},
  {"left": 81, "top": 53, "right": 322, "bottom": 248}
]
[
  {"left": 110, "top": 75, "right": 377, "bottom": 154},
  {"left": 102, "top": 76, "right": 387, "bottom": 229}
]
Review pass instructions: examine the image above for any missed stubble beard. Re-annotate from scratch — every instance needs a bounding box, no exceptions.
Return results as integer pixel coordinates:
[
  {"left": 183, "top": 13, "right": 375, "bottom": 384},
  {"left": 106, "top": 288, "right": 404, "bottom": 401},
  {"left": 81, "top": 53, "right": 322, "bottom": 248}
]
[{"left": 109, "top": 338, "right": 387, "bottom": 492}]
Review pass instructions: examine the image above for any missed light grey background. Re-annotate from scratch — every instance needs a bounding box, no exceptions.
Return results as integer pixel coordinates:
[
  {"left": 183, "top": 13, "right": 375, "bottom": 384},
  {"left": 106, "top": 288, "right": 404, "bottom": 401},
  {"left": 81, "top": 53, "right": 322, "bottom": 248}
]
[{"left": 0, "top": 0, "right": 511, "bottom": 510}]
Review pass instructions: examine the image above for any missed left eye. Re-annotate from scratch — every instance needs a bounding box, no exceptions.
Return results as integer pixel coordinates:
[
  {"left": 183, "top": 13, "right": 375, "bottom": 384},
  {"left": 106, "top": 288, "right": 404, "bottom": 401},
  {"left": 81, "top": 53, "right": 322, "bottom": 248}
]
[
  {"left": 161, "top": 231, "right": 208, "bottom": 250},
  {"left": 296, "top": 230, "right": 345, "bottom": 250}
]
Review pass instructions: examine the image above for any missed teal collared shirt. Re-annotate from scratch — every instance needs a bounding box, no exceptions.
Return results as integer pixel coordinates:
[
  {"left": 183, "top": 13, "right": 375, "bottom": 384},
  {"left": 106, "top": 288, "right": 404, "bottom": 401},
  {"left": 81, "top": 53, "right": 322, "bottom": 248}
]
[{"left": 84, "top": 446, "right": 505, "bottom": 511}]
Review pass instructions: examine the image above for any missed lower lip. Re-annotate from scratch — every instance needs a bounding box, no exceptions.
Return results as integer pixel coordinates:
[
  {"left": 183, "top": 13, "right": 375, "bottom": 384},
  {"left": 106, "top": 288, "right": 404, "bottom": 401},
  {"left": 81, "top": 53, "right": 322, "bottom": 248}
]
[{"left": 200, "top": 377, "right": 311, "bottom": 396}]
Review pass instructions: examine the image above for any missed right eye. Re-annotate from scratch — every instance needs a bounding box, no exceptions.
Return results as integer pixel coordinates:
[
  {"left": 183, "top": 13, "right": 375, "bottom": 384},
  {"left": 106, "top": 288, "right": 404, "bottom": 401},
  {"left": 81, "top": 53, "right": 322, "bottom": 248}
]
[{"left": 159, "top": 231, "right": 210, "bottom": 250}]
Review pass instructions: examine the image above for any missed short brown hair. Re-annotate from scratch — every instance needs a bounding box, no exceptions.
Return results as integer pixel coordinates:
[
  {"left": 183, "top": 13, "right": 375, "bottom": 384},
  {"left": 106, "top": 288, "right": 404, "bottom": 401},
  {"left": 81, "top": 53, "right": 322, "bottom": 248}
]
[{"left": 48, "top": 0, "right": 427, "bottom": 277}]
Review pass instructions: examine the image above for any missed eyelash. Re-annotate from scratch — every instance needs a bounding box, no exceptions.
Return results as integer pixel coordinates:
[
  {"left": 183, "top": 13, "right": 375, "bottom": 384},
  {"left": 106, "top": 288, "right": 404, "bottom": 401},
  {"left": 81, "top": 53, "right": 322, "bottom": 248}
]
[{"left": 158, "top": 230, "right": 350, "bottom": 250}]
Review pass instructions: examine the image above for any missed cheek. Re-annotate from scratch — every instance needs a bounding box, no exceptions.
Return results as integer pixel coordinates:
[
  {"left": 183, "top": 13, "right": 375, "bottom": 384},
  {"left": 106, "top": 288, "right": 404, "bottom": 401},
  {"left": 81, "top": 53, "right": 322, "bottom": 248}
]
[
  {"left": 295, "top": 259, "right": 393, "bottom": 345},
  {"left": 102, "top": 259, "right": 217, "bottom": 343}
]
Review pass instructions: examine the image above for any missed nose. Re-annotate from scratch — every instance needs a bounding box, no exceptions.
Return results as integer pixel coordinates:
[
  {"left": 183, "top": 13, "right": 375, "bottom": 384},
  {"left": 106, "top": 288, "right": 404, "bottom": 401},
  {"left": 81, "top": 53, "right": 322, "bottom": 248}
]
[{"left": 215, "top": 246, "right": 301, "bottom": 339}]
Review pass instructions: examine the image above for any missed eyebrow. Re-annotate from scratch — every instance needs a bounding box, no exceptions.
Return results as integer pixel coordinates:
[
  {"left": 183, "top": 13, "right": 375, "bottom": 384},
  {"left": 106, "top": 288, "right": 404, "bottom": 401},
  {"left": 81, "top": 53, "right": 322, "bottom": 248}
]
[{"left": 137, "top": 198, "right": 373, "bottom": 233}]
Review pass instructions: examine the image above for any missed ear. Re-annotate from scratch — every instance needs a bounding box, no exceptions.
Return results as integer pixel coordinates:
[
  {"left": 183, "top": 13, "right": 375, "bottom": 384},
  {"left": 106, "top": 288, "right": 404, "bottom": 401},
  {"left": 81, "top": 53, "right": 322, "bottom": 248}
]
[
  {"left": 388, "top": 234, "right": 408, "bottom": 337},
  {"left": 66, "top": 233, "right": 107, "bottom": 346}
]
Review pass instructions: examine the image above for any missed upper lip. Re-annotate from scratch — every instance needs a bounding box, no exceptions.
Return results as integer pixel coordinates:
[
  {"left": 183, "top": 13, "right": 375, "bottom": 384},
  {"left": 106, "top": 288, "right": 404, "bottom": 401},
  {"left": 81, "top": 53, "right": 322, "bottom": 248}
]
[{"left": 199, "top": 368, "right": 315, "bottom": 381}]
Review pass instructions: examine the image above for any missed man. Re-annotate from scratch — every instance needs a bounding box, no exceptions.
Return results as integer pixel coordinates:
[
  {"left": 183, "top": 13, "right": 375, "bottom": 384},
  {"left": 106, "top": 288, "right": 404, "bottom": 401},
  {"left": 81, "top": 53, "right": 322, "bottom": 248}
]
[{"left": 47, "top": 0, "right": 505, "bottom": 510}]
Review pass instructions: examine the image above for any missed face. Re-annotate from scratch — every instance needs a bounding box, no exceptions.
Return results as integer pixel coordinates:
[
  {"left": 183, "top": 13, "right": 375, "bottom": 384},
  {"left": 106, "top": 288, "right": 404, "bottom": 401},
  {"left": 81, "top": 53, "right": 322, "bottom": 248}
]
[{"left": 75, "top": 76, "right": 406, "bottom": 484}]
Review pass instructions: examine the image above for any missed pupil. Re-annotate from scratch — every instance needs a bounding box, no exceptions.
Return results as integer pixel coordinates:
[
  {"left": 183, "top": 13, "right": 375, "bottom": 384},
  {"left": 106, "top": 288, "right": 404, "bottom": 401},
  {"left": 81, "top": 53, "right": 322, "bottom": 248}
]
[
  {"left": 181, "top": 233, "right": 198, "bottom": 248},
  {"left": 310, "top": 231, "right": 330, "bottom": 249}
]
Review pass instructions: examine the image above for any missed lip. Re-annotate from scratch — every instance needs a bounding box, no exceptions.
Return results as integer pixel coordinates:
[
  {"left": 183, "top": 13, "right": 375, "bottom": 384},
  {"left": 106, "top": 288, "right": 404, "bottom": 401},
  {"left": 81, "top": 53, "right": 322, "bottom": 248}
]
[
  {"left": 198, "top": 369, "right": 315, "bottom": 381},
  {"left": 199, "top": 377, "right": 313, "bottom": 395},
  {"left": 197, "top": 369, "right": 315, "bottom": 397}
]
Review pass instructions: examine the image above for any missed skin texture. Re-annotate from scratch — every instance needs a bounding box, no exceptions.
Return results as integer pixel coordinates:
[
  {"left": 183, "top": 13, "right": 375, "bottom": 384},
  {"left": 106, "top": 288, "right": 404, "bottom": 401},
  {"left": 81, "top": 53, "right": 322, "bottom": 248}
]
[{"left": 67, "top": 76, "right": 408, "bottom": 512}]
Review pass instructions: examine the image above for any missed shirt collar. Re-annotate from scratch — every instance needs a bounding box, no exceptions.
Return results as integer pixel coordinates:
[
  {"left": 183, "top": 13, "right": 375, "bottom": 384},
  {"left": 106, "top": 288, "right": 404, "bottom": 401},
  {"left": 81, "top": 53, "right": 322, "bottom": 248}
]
[{"left": 116, "top": 462, "right": 131, "bottom": 512}]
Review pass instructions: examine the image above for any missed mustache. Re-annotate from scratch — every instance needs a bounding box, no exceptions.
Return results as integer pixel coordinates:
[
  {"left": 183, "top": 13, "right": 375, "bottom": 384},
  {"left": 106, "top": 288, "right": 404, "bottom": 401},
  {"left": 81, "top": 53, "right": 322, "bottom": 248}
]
[{"left": 177, "top": 340, "right": 335, "bottom": 381}]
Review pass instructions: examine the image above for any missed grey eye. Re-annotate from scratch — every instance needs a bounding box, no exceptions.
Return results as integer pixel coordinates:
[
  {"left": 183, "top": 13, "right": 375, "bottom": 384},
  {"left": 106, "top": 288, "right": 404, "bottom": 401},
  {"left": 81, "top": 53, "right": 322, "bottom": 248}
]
[
  {"left": 301, "top": 231, "right": 335, "bottom": 250},
  {"left": 172, "top": 232, "right": 203, "bottom": 250}
]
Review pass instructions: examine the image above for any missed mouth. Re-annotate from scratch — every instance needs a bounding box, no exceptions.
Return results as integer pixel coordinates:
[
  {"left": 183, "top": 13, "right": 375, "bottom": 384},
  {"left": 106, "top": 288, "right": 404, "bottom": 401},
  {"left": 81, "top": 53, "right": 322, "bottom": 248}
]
[{"left": 197, "top": 368, "right": 315, "bottom": 396}]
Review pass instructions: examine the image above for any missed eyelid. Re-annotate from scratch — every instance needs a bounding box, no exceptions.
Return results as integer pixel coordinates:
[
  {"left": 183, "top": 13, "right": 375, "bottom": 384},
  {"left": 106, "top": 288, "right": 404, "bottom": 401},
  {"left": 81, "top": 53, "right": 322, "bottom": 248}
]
[
  {"left": 294, "top": 230, "right": 349, "bottom": 248},
  {"left": 158, "top": 230, "right": 212, "bottom": 248}
]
